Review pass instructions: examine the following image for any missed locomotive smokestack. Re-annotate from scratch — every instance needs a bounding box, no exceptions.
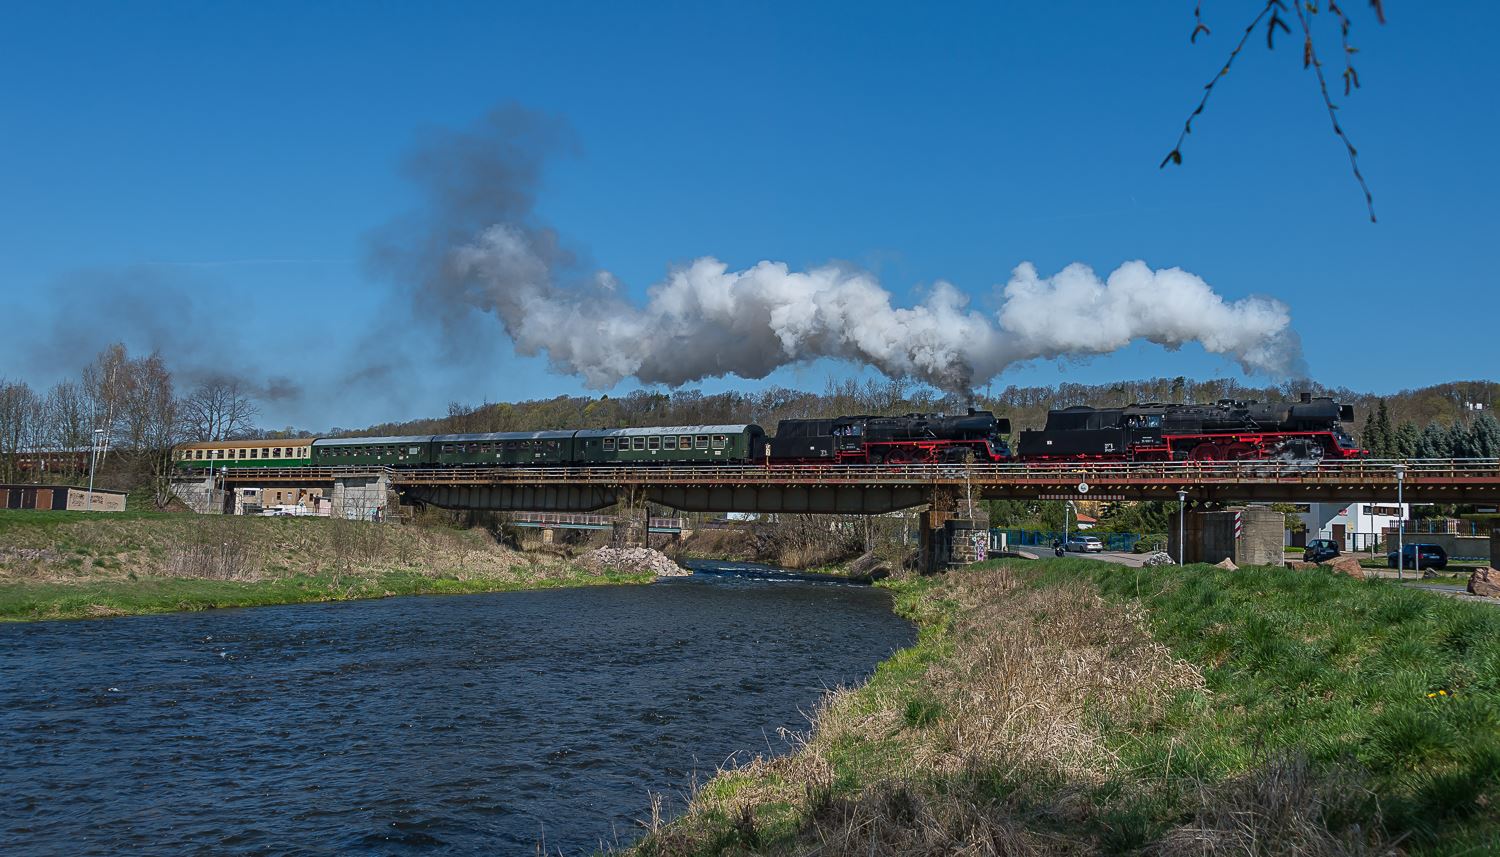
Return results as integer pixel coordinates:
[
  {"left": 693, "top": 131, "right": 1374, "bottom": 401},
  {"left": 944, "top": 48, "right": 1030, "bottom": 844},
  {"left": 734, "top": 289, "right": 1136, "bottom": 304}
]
[{"left": 1301, "top": 392, "right": 1313, "bottom": 403}]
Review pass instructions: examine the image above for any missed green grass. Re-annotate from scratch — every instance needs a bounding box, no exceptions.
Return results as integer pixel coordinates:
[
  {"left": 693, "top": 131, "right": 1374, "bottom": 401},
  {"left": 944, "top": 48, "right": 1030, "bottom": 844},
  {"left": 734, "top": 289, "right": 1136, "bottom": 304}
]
[
  {"left": 0, "top": 567, "right": 654, "bottom": 622},
  {"left": 0, "top": 507, "right": 176, "bottom": 535},
  {"left": 1037, "top": 560, "right": 1500, "bottom": 853}
]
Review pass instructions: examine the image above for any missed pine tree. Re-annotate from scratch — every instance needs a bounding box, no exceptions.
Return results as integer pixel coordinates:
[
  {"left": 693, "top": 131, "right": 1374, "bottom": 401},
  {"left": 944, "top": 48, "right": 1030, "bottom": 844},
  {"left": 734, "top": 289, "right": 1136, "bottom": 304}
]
[
  {"left": 1471, "top": 413, "right": 1500, "bottom": 458},
  {"left": 1419, "top": 422, "right": 1452, "bottom": 459},
  {"left": 1374, "top": 400, "right": 1394, "bottom": 457},
  {"left": 1447, "top": 421, "right": 1476, "bottom": 458},
  {"left": 1394, "top": 422, "right": 1421, "bottom": 458}
]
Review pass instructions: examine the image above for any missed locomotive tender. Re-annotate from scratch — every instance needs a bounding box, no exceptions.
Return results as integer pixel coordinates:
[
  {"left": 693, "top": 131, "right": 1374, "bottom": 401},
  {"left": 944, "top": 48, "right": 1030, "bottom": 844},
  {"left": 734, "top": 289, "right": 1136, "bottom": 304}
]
[
  {"left": 173, "top": 395, "right": 1364, "bottom": 472},
  {"left": 1016, "top": 394, "right": 1362, "bottom": 462},
  {"left": 769, "top": 410, "right": 1011, "bottom": 464}
]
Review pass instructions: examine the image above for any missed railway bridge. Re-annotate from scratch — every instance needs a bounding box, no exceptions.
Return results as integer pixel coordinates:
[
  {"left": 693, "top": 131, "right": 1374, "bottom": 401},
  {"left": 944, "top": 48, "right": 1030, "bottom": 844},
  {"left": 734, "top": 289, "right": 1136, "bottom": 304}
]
[{"left": 192, "top": 459, "right": 1500, "bottom": 571}]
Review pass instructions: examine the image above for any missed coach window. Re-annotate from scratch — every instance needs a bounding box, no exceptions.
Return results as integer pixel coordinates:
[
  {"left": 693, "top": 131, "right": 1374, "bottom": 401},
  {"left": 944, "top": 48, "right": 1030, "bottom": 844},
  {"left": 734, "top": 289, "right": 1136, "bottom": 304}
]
[
  {"left": 627, "top": 436, "right": 641, "bottom": 450},
  {"left": 663, "top": 436, "right": 677, "bottom": 450},
  {"left": 238, "top": 449, "right": 246, "bottom": 459},
  {"left": 602, "top": 438, "right": 615, "bottom": 452},
  {"left": 647, "top": 436, "right": 661, "bottom": 450},
  {"left": 712, "top": 435, "right": 727, "bottom": 449},
  {"left": 679, "top": 436, "right": 692, "bottom": 450},
  {"left": 695, "top": 435, "right": 709, "bottom": 450}
]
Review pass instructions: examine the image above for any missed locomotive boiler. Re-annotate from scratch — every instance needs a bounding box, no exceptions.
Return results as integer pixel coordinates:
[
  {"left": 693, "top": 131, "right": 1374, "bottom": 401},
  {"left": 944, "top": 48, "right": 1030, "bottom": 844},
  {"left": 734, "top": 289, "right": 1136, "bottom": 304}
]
[{"left": 1015, "top": 394, "right": 1363, "bottom": 462}]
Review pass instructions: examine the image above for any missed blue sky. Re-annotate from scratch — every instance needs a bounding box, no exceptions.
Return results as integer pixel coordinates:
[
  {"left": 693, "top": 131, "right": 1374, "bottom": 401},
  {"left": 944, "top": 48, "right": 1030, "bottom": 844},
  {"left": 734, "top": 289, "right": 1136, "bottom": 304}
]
[{"left": 2, "top": 2, "right": 1494, "bottom": 430}]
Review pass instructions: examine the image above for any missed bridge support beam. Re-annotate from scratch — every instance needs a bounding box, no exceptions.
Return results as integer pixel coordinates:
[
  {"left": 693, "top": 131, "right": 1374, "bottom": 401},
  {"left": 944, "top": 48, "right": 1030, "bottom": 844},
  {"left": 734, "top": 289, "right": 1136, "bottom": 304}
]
[{"left": 917, "top": 488, "right": 991, "bottom": 574}]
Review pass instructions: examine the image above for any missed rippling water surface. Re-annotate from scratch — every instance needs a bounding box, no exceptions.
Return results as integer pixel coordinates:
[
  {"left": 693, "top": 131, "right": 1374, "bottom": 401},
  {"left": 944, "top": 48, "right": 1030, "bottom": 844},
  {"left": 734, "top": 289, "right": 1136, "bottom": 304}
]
[{"left": 1, "top": 570, "right": 913, "bottom": 854}]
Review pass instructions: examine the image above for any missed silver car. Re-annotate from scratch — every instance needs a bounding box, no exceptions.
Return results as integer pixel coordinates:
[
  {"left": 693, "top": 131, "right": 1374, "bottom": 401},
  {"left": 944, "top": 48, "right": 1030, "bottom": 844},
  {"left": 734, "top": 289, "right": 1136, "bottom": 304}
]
[{"left": 1066, "top": 535, "right": 1105, "bottom": 553}]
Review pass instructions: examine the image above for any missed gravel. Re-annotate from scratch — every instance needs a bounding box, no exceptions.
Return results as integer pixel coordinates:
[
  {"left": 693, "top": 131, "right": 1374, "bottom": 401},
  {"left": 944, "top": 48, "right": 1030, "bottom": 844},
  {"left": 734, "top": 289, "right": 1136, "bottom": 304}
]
[{"left": 581, "top": 546, "right": 689, "bottom": 577}]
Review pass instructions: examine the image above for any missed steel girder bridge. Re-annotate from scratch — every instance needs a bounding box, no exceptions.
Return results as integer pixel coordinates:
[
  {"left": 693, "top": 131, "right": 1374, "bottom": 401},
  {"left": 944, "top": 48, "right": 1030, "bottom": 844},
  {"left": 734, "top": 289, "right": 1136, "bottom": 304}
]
[{"left": 212, "top": 459, "right": 1500, "bottom": 513}]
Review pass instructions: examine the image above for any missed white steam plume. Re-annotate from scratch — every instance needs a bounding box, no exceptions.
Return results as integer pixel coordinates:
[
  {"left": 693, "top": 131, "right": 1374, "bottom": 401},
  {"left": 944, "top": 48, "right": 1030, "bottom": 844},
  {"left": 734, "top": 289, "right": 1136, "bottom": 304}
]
[{"left": 376, "top": 106, "right": 1305, "bottom": 395}]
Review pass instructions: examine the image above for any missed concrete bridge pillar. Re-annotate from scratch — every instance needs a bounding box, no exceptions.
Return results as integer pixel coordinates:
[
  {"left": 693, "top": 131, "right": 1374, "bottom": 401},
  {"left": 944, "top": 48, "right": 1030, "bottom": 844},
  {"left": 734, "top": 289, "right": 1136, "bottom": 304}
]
[
  {"left": 331, "top": 473, "right": 392, "bottom": 521},
  {"left": 1168, "top": 506, "right": 1286, "bottom": 566},
  {"left": 171, "top": 474, "right": 224, "bottom": 515},
  {"left": 611, "top": 487, "right": 649, "bottom": 548},
  {"left": 918, "top": 487, "right": 992, "bottom": 574}
]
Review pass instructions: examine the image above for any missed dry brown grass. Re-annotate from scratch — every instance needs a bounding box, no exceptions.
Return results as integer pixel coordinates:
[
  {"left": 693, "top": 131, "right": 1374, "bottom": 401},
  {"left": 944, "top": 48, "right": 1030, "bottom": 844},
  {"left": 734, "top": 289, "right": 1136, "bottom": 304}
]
[
  {"left": 0, "top": 514, "right": 590, "bottom": 586},
  {"left": 634, "top": 565, "right": 1205, "bottom": 855}
]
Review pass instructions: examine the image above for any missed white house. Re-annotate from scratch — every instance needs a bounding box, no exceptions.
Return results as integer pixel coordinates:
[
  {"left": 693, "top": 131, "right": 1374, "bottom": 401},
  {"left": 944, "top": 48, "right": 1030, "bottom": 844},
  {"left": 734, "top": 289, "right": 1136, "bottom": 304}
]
[{"left": 1295, "top": 502, "right": 1408, "bottom": 551}]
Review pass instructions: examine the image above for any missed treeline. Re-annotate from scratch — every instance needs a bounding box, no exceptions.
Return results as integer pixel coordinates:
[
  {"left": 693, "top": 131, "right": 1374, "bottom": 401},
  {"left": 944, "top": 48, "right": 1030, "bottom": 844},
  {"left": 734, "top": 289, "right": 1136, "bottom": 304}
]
[
  {"left": 1360, "top": 401, "right": 1500, "bottom": 459},
  {"left": 343, "top": 376, "right": 1500, "bottom": 452}
]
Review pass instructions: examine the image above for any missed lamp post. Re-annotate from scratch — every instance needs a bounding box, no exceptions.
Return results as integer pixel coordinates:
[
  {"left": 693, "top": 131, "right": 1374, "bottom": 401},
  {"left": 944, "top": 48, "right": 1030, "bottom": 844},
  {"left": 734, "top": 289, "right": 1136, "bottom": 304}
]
[
  {"left": 1177, "top": 488, "right": 1188, "bottom": 565},
  {"left": 1064, "top": 499, "right": 1075, "bottom": 554},
  {"left": 1394, "top": 463, "right": 1406, "bottom": 581},
  {"left": 86, "top": 428, "right": 104, "bottom": 511}
]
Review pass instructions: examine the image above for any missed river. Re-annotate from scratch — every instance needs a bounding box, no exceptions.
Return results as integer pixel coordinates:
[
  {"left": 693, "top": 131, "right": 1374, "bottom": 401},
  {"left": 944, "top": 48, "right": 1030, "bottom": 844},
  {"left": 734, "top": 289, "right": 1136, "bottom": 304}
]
[{"left": 0, "top": 567, "right": 914, "bottom": 855}]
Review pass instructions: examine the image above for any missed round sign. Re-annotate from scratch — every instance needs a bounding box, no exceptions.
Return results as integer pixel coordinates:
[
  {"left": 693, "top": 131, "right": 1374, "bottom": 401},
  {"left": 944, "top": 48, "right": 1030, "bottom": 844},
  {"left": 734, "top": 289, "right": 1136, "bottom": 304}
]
[{"left": 1077, "top": 481, "right": 1090, "bottom": 494}]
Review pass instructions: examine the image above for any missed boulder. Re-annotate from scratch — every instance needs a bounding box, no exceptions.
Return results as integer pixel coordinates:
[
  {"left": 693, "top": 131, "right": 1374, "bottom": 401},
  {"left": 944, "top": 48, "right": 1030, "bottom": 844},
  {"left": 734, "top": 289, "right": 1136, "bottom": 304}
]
[
  {"left": 1285, "top": 560, "right": 1319, "bottom": 571},
  {"left": 1213, "top": 558, "right": 1239, "bottom": 571},
  {"left": 1320, "top": 555, "right": 1366, "bottom": 580},
  {"left": 1422, "top": 568, "right": 1439, "bottom": 579},
  {"left": 1142, "top": 551, "right": 1176, "bottom": 567},
  {"left": 1468, "top": 567, "right": 1500, "bottom": 599}
]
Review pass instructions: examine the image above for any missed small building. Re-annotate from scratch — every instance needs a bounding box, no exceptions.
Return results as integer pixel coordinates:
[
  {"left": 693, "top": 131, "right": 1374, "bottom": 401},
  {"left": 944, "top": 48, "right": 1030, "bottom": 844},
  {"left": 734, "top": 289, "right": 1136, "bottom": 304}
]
[
  {"left": 1294, "top": 502, "right": 1407, "bottom": 551},
  {"left": 1, "top": 484, "right": 127, "bottom": 512}
]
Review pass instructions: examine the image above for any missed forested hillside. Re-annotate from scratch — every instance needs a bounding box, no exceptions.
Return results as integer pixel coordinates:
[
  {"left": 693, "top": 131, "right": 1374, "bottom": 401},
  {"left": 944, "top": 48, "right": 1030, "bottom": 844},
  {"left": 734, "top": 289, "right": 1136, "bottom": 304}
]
[{"left": 343, "top": 377, "right": 1500, "bottom": 451}]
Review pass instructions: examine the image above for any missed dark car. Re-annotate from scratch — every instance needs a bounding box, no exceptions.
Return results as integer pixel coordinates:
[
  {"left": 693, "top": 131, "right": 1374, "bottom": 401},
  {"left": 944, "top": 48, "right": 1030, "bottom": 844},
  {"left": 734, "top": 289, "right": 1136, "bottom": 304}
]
[
  {"left": 1304, "top": 538, "right": 1340, "bottom": 564},
  {"left": 1387, "top": 543, "right": 1448, "bottom": 570}
]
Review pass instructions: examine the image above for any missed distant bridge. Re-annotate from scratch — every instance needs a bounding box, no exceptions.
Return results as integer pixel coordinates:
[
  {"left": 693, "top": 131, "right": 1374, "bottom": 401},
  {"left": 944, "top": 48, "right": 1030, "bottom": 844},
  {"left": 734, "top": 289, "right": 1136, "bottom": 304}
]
[{"left": 205, "top": 459, "right": 1500, "bottom": 512}]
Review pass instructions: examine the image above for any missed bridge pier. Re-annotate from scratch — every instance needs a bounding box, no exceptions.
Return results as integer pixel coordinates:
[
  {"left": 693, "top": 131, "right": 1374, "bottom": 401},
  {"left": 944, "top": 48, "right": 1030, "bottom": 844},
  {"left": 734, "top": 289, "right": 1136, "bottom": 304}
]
[
  {"left": 918, "top": 487, "right": 990, "bottom": 573},
  {"left": 1168, "top": 506, "right": 1286, "bottom": 566},
  {"left": 331, "top": 473, "right": 391, "bottom": 521},
  {"left": 611, "top": 487, "right": 649, "bottom": 548}
]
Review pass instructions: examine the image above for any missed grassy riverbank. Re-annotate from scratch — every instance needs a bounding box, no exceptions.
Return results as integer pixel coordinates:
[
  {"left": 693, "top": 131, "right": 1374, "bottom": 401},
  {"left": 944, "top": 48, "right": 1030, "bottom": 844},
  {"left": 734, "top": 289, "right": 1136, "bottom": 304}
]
[
  {"left": 631, "top": 559, "right": 1500, "bottom": 855},
  {"left": 0, "top": 510, "right": 651, "bottom": 621}
]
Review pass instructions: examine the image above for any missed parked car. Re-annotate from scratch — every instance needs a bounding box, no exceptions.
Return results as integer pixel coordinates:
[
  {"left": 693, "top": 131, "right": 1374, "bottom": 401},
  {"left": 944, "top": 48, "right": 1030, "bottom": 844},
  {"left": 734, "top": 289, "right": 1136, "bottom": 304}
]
[
  {"left": 1303, "top": 538, "right": 1340, "bottom": 563},
  {"left": 1387, "top": 543, "right": 1448, "bottom": 570},
  {"left": 1066, "top": 535, "right": 1105, "bottom": 553}
]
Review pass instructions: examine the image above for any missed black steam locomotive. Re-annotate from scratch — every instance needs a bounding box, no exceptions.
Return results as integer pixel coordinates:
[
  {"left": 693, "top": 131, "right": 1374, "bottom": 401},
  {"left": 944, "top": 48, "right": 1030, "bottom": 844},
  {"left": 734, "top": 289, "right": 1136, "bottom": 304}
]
[
  {"left": 770, "top": 409, "right": 1011, "bottom": 464},
  {"left": 1015, "top": 394, "right": 1363, "bottom": 462}
]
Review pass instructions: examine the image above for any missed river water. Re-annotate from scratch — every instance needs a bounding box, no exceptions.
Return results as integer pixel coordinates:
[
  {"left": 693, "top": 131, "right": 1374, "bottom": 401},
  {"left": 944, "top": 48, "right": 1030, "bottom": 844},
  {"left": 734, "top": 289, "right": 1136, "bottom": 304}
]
[{"left": 1, "top": 568, "right": 913, "bottom": 855}]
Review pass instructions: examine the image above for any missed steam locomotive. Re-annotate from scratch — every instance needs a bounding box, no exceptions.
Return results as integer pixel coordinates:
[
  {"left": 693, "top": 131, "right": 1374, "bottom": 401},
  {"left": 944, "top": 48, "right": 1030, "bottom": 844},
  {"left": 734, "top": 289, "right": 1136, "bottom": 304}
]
[
  {"left": 769, "top": 410, "right": 1011, "bottom": 464},
  {"left": 1015, "top": 394, "right": 1363, "bottom": 462}
]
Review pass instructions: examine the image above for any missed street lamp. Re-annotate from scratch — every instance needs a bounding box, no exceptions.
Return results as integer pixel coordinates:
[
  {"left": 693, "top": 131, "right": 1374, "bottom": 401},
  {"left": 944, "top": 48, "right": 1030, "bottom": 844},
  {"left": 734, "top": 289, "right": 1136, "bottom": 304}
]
[
  {"left": 1177, "top": 488, "right": 1188, "bottom": 565},
  {"left": 86, "top": 428, "right": 104, "bottom": 511},
  {"left": 1394, "top": 463, "right": 1406, "bottom": 580},
  {"left": 1064, "top": 499, "right": 1076, "bottom": 554}
]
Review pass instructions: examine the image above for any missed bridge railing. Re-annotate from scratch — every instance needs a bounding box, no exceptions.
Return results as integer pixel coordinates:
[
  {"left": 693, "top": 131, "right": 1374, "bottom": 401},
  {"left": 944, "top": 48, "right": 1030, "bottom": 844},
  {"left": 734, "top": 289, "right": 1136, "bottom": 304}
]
[{"left": 190, "top": 458, "right": 1500, "bottom": 485}]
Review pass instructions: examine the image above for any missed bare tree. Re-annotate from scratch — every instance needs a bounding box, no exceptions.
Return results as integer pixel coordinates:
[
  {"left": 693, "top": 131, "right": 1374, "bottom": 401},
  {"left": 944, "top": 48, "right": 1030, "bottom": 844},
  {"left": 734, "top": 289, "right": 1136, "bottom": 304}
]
[
  {"left": 182, "top": 375, "right": 260, "bottom": 441},
  {"left": 82, "top": 343, "right": 128, "bottom": 473},
  {"left": 113, "top": 352, "right": 183, "bottom": 508},
  {"left": 0, "top": 379, "right": 38, "bottom": 482}
]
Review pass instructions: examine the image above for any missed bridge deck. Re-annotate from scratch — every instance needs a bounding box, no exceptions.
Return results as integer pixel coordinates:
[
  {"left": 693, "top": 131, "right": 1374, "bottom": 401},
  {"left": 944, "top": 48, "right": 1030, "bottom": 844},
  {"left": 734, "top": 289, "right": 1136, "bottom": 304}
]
[{"left": 195, "top": 459, "right": 1500, "bottom": 505}]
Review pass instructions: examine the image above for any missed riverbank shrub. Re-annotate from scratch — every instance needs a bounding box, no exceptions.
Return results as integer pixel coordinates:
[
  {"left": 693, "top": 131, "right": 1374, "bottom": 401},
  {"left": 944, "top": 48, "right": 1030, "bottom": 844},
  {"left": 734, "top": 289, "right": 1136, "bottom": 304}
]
[{"left": 630, "top": 559, "right": 1500, "bottom": 855}]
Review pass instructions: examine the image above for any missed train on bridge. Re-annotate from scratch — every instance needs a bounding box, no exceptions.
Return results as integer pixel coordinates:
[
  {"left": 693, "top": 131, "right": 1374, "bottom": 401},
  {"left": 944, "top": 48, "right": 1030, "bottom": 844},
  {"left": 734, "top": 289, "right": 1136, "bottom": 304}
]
[{"left": 173, "top": 395, "right": 1365, "bottom": 473}]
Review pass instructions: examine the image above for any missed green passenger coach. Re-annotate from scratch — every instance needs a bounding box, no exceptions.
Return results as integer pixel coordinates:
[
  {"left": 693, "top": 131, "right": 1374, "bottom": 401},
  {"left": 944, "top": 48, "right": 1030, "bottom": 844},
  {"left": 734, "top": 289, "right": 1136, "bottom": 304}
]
[
  {"left": 573, "top": 425, "right": 765, "bottom": 465},
  {"left": 433, "top": 431, "right": 575, "bottom": 466},
  {"left": 311, "top": 436, "right": 434, "bottom": 467}
]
